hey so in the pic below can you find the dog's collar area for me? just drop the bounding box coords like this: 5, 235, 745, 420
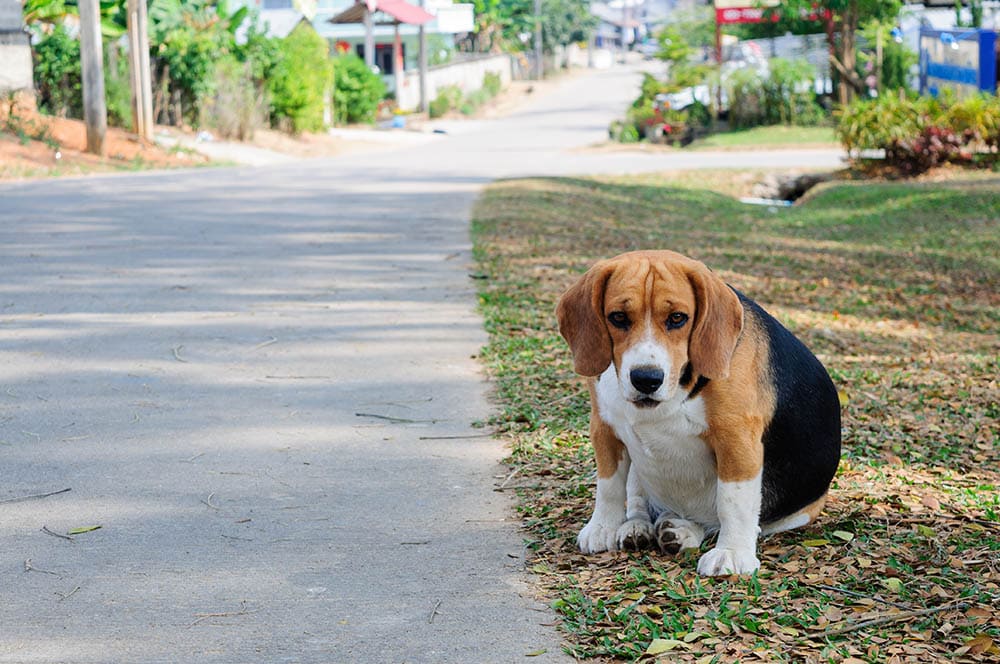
679, 363, 710, 401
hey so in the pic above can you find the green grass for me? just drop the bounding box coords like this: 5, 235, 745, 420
691, 125, 838, 149
471, 173, 1000, 661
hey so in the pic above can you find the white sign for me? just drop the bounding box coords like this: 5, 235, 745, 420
435, 4, 473, 33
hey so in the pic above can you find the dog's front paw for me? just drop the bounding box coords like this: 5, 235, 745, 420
654, 517, 705, 555
578, 519, 621, 554
697, 547, 760, 576
616, 519, 654, 551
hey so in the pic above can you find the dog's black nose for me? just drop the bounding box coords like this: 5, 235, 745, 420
630, 367, 664, 394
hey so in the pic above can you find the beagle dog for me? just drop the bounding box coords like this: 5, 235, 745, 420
557, 250, 841, 576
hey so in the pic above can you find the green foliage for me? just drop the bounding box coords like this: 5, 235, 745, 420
428, 93, 450, 119
104, 45, 133, 130
540, 0, 597, 52
148, 0, 248, 126
267, 23, 331, 133
331, 54, 385, 125
837, 93, 1000, 174
727, 67, 765, 129
857, 20, 917, 93
654, 6, 715, 55
465, 0, 594, 53
764, 57, 825, 125
427, 33, 453, 66
32, 24, 81, 118
482, 71, 503, 97
203, 56, 267, 139
728, 58, 826, 128
428, 85, 462, 118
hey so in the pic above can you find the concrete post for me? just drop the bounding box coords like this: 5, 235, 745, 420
78, 0, 107, 155
364, 7, 376, 70
0, 0, 33, 101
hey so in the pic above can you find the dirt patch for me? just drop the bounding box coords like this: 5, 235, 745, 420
0, 103, 210, 180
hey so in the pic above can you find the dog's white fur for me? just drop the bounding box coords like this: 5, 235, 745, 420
578, 361, 762, 575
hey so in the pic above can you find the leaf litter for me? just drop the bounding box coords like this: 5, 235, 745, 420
472, 173, 1000, 662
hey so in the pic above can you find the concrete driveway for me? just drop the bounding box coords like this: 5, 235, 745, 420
0, 67, 844, 663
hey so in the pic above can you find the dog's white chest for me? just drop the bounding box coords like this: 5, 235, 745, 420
596, 367, 719, 525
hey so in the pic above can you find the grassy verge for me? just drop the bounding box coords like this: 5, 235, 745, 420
471, 172, 1000, 661
690, 125, 838, 150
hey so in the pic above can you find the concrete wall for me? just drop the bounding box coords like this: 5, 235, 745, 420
0, 38, 33, 92
0, 0, 33, 94
396, 53, 512, 112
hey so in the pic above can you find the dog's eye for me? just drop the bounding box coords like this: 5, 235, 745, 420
666, 312, 689, 330
607, 312, 630, 330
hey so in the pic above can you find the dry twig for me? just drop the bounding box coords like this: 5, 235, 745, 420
0, 487, 71, 505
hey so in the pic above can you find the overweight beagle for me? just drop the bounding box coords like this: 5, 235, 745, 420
557, 250, 841, 576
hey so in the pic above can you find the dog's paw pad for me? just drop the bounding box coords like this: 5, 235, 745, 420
616, 519, 654, 551
654, 518, 705, 555
697, 547, 760, 576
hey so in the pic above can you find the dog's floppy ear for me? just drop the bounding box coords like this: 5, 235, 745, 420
557, 260, 616, 377
686, 264, 743, 380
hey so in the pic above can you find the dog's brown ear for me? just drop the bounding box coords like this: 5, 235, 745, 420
557, 260, 616, 377
687, 264, 743, 380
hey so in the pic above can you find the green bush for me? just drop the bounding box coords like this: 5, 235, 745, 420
727, 58, 825, 129
482, 71, 502, 97
763, 58, 825, 126
268, 23, 331, 132
727, 67, 765, 129
104, 46, 133, 131
428, 93, 450, 119
836, 93, 1000, 174
428, 85, 462, 118
331, 54, 385, 124
204, 56, 267, 139
32, 25, 82, 118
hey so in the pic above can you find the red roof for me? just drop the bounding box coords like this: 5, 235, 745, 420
377, 0, 434, 25
329, 0, 434, 26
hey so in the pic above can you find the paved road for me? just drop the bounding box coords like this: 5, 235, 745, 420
0, 67, 844, 663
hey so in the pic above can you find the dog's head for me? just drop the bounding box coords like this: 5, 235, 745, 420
557, 251, 743, 407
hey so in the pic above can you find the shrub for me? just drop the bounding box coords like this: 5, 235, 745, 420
836, 93, 1000, 175
104, 45, 133, 131
428, 85, 462, 118
483, 72, 501, 98
727, 67, 765, 129
428, 93, 450, 119
763, 58, 824, 126
203, 56, 267, 140
331, 54, 386, 124
32, 25, 82, 118
482, 71, 502, 97
727, 58, 825, 129
268, 23, 331, 132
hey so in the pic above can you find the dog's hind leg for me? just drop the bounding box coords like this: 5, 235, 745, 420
761, 492, 828, 537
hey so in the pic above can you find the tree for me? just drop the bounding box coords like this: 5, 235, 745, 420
777, 0, 901, 105
464, 0, 595, 54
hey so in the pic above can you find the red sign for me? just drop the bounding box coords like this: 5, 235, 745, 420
715, 5, 829, 25
715, 7, 779, 24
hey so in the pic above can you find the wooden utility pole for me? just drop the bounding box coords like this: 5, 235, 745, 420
78, 0, 106, 155
534, 0, 542, 79
127, 0, 154, 142
418, 0, 427, 112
